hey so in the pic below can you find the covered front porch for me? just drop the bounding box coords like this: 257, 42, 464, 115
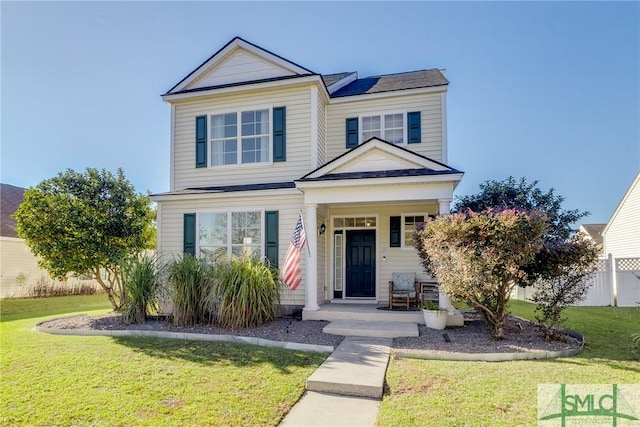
294, 138, 464, 315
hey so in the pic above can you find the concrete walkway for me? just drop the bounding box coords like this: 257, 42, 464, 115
279, 336, 393, 427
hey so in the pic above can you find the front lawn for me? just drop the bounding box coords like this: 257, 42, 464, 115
378, 301, 640, 426
0, 295, 327, 426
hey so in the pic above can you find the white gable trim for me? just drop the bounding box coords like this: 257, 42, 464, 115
169, 38, 313, 94
603, 171, 640, 236
304, 138, 450, 180
150, 187, 300, 202
326, 72, 358, 95
162, 75, 322, 102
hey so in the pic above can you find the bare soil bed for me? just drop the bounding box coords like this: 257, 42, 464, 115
38, 311, 582, 354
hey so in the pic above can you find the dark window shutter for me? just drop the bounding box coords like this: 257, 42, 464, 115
390, 216, 401, 247
195, 116, 207, 167
184, 213, 196, 255
345, 117, 359, 148
265, 211, 279, 267
273, 107, 286, 162
407, 111, 421, 144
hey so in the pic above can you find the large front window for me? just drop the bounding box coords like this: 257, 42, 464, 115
210, 109, 270, 166
199, 211, 262, 259
362, 113, 404, 144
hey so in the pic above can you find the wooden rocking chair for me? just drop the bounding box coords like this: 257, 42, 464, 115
388, 272, 419, 310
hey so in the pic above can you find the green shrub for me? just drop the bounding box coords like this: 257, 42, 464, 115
120, 254, 159, 324
209, 255, 281, 329
167, 253, 214, 326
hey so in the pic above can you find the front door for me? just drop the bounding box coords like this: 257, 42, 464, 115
345, 230, 376, 298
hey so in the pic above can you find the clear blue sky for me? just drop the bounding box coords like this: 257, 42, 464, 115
2, 1, 638, 225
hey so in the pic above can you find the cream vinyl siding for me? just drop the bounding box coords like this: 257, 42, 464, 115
604, 174, 640, 258
328, 202, 438, 303
316, 94, 327, 166
157, 193, 305, 306
325, 92, 444, 162
172, 84, 312, 190
186, 51, 294, 90
0, 238, 98, 298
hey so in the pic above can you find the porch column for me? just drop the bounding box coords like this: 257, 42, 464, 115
437, 198, 454, 312
304, 204, 320, 311
438, 198, 452, 215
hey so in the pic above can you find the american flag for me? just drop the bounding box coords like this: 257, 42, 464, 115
282, 213, 307, 291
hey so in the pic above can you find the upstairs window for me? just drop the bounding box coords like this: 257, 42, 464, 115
210, 109, 270, 166
362, 113, 405, 144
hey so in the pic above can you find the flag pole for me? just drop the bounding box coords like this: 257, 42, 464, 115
299, 210, 311, 256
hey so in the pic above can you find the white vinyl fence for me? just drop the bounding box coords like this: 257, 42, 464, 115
512, 255, 640, 307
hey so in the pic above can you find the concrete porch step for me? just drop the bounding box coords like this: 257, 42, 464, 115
323, 319, 419, 338
306, 337, 392, 399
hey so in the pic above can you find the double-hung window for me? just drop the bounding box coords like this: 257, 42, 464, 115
403, 214, 425, 248
198, 211, 262, 259
210, 109, 270, 166
362, 113, 405, 145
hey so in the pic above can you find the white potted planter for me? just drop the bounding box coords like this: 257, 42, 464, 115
421, 301, 448, 330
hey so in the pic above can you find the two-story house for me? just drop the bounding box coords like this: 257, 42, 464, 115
151, 37, 463, 317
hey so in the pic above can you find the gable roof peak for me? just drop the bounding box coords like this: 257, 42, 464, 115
165, 37, 316, 96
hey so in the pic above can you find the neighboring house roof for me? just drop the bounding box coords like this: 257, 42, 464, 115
579, 224, 605, 247
330, 69, 448, 98
0, 183, 25, 238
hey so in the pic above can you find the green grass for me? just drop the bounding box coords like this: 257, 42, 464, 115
0, 295, 327, 426
378, 301, 640, 426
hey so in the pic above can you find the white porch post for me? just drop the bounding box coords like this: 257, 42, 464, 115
438, 198, 451, 215
437, 198, 454, 312
304, 204, 320, 311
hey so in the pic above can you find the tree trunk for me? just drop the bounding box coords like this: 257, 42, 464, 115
93, 268, 120, 311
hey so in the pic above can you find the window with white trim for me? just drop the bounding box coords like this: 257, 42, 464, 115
198, 211, 262, 259
210, 109, 270, 166
361, 113, 405, 144
402, 214, 425, 248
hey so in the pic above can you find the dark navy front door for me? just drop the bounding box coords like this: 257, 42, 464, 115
345, 230, 376, 298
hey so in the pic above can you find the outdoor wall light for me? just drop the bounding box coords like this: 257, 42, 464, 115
318, 223, 326, 235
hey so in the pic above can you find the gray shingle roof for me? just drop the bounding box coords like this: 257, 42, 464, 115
581, 223, 606, 246
1, 184, 25, 238
321, 72, 354, 87
330, 69, 448, 98
297, 169, 461, 183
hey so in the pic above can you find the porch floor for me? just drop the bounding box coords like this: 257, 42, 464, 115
303, 302, 424, 324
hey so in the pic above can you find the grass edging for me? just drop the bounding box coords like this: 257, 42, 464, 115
34, 318, 334, 353
394, 328, 584, 362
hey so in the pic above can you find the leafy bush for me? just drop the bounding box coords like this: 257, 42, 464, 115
167, 254, 214, 326
120, 254, 159, 324
209, 255, 281, 329
530, 236, 599, 340
414, 208, 548, 339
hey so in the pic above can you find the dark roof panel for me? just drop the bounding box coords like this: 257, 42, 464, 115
1, 184, 25, 238
297, 169, 462, 183
331, 69, 448, 98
